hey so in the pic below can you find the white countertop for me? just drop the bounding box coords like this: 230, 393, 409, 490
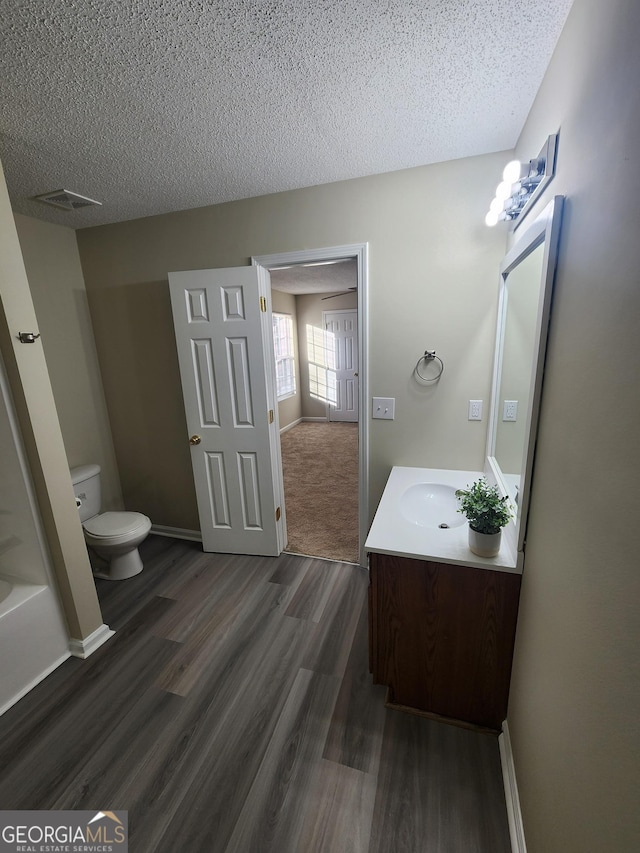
365, 466, 522, 574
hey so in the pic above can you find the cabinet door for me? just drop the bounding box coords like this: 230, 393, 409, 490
370, 554, 521, 730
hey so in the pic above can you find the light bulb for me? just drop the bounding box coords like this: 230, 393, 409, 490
502, 160, 523, 183
489, 197, 504, 215
485, 210, 499, 227
495, 180, 512, 201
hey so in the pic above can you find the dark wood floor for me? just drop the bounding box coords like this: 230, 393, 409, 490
0, 536, 511, 852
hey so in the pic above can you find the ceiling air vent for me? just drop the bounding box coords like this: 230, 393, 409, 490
34, 189, 102, 211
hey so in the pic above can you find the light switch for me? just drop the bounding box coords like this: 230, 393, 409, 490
372, 397, 395, 419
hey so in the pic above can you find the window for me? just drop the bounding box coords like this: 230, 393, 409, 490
272, 312, 296, 400
306, 323, 337, 406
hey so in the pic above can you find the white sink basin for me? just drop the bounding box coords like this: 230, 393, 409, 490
400, 483, 466, 529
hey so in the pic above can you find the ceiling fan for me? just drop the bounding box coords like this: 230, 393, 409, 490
321, 287, 357, 300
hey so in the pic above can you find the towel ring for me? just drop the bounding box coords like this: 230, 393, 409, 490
415, 350, 444, 382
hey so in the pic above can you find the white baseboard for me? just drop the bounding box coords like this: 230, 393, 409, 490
280, 418, 302, 434
280, 416, 328, 434
150, 525, 202, 542
68, 623, 115, 659
499, 720, 527, 853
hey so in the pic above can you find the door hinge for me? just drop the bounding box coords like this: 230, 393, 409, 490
18, 331, 41, 344
275, 506, 281, 521
268, 409, 274, 424
259, 296, 267, 312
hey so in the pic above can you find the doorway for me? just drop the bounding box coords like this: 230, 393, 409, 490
272, 275, 357, 562
252, 244, 368, 566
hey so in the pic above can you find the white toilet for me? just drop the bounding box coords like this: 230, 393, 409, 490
70, 464, 152, 580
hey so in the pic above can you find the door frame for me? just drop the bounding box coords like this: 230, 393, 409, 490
252, 243, 369, 567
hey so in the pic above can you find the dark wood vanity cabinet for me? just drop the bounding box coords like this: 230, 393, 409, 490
368, 553, 521, 731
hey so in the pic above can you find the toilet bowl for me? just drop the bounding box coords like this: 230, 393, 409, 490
83, 511, 152, 580
70, 464, 152, 581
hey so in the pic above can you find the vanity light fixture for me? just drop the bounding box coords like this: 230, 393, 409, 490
485, 133, 558, 228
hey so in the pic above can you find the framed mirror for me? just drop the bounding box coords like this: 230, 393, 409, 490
486, 196, 564, 561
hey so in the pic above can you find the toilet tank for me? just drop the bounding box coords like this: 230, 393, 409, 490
70, 464, 102, 522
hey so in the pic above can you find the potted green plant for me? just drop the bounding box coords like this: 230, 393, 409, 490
456, 478, 512, 557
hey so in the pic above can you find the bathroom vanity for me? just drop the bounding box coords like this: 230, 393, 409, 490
365, 467, 522, 732
365, 198, 564, 732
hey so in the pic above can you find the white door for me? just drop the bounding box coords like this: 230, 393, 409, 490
169, 267, 283, 556
324, 309, 359, 423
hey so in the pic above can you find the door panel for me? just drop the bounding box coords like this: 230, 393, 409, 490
324, 309, 359, 422
169, 267, 281, 555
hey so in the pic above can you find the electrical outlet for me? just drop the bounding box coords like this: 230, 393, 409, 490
372, 397, 395, 419
468, 400, 483, 421
503, 400, 518, 421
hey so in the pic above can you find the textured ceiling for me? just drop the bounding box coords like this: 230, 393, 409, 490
270, 259, 357, 295
0, 0, 574, 229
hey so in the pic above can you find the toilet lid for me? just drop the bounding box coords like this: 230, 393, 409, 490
83, 511, 149, 537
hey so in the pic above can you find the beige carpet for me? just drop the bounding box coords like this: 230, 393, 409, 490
280, 421, 359, 563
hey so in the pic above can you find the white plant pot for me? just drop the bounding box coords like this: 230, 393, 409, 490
468, 526, 502, 558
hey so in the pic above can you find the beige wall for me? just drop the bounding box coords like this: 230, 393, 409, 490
271, 288, 302, 429
295, 290, 358, 419
0, 161, 104, 641
505, 1, 640, 850
76, 152, 508, 528
14, 214, 123, 512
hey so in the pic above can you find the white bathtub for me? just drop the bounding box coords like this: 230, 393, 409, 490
0, 348, 74, 717
0, 576, 44, 614
0, 574, 71, 716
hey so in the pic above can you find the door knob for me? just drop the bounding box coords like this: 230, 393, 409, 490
354, 372, 359, 377
189, 435, 202, 445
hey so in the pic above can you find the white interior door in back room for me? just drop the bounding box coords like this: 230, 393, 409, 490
323, 309, 359, 423
168, 266, 285, 556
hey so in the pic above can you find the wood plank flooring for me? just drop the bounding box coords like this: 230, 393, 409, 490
0, 536, 512, 852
